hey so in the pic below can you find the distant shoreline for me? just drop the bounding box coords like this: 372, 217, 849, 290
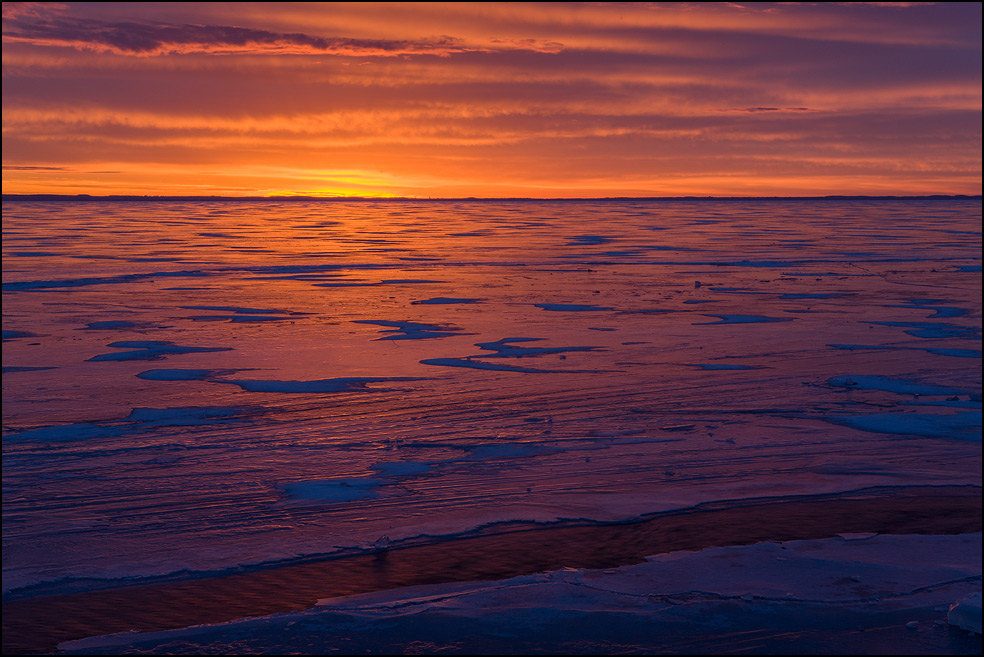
3, 194, 982, 203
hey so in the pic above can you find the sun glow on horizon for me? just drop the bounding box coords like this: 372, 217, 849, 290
2, 2, 980, 197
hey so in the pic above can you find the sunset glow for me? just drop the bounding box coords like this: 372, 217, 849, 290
2, 1, 980, 197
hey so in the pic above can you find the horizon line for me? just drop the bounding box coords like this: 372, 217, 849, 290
3, 193, 982, 202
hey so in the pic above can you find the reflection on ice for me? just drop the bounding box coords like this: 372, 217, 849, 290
2, 199, 980, 652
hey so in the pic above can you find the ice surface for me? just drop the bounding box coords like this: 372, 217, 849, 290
948, 592, 983, 634
55, 533, 983, 655
279, 478, 388, 502
2, 365, 57, 373
472, 337, 602, 358
3, 198, 980, 614
181, 305, 290, 314
136, 369, 219, 381
2, 329, 41, 340
217, 377, 426, 393
411, 297, 481, 304
353, 319, 473, 340
3, 407, 253, 442
80, 321, 140, 330
420, 358, 562, 373
186, 314, 292, 322
534, 303, 614, 311
826, 374, 967, 396
869, 321, 981, 339
87, 341, 233, 361
829, 344, 983, 358
826, 410, 981, 440
693, 314, 793, 324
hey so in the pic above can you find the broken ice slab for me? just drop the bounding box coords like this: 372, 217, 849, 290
948, 592, 982, 635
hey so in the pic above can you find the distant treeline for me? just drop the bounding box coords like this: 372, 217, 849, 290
3, 194, 981, 202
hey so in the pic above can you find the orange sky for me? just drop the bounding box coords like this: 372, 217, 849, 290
2, 2, 981, 197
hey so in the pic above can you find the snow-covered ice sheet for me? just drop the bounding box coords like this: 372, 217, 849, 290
56, 533, 983, 655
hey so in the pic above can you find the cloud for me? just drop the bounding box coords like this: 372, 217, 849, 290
1, 2, 68, 21
2, 164, 68, 170
722, 107, 816, 113
2, 2, 978, 197
2, 15, 489, 57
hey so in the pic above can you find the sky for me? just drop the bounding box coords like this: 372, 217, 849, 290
2, 1, 981, 198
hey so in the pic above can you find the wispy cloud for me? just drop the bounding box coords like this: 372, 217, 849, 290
2, 15, 486, 57
2, 164, 68, 170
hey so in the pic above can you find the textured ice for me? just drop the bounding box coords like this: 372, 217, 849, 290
3, 407, 252, 442
693, 314, 793, 324
181, 305, 290, 314
87, 341, 233, 361
420, 358, 562, 373
708, 286, 758, 294
3, 198, 980, 615
120, 406, 252, 427
3, 422, 124, 443
869, 321, 981, 339
411, 297, 481, 304
217, 377, 426, 393
55, 533, 983, 655
473, 337, 601, 358
534, 303, 614, 311
828, 344, 982, 358
888, 303, 968, 318
353, 319, 473, 340
279, 478, 387, 502
827, 410, 981, 440
688, 363, 759, 370
370, 461, 433, 476
923, 347, 982, 357
136, 369, 218, 381
2, 329, 41, 340
186, 314, 292, 322
312, 278, 442, 287
2, 365, 57, 373
948, 592, 983, 634
826, 375, 967, 396
79, 321, 140, 330
565, 235, 612, 245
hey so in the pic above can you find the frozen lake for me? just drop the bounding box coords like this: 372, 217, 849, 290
2, 198, 981, 651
